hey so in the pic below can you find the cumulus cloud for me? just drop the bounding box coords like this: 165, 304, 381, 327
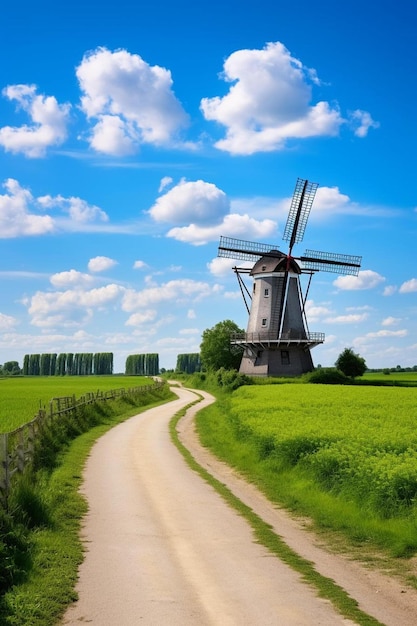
399, 278, 417, 293
0, 312, 18, 330
365, 329, 408, 338
149, 179, 230, 225
50, 270, 95, 288
38, 194, 109, 223
0, 84, 70, 157
200, 41, 345, 155
324, 313, 369, 324
133, 260, 148, 270
207, 257, 253, 277
27, 284, 124, 327
122, 279, 213, 311
88, 256, 117, 272
125, 310, 158, 326
304, 300, 333, 322
382, 316, 401, 326
168, 212, 276, 245
0, 178, 55, 237
383, 285, 397, 296
333, 270, 385, 290
349, 109, 380, 137
76, 47, 189, 155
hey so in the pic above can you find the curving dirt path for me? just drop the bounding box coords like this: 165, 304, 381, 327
62, 385, 417, 625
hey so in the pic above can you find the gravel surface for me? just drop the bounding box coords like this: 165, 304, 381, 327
61, 385, 417, 625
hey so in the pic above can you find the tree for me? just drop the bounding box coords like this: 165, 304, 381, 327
200, 320, 244, 371
335, 348, 367, 379
1, 361, 21, 375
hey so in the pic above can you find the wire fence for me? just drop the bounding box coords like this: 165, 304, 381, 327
0, 381, 164, 509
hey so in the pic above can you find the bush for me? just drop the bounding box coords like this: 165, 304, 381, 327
304, 368, 350, 385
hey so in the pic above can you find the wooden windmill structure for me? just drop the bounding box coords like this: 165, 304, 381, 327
218, 178, 362, 377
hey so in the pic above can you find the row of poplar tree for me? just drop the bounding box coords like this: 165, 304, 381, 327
175, 353, 201, 374
21, 351, 202, 377
23, 353, 114, 376
125, 353, 159, 376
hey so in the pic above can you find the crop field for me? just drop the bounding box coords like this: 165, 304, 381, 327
230, 384, 417, 519
0, 375, 154, 432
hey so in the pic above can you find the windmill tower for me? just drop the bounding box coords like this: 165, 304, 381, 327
218, 178, 362, 377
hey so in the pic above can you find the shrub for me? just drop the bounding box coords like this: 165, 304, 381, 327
304, 368, 350, 385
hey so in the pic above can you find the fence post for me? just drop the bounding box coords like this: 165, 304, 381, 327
0, 433, 10, 510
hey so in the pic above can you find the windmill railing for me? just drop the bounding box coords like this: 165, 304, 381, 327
230, 331, 325, 347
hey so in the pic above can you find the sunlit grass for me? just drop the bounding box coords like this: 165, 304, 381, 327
0, 376, 153, 432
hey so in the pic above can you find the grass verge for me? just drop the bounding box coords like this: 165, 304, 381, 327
169, 390, 383, 626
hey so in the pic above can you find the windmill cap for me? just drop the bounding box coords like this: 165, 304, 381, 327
250, 252, 301, 275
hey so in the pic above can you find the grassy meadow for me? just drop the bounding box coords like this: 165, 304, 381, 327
196, 378, 417, 559
0, 375, 154, 432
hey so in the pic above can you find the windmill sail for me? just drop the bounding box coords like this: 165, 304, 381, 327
218, 236, 279, 262
301, 250, 362, 276
283, 178, 319, 252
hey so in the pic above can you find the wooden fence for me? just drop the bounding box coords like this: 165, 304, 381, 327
0, 381, 164, 509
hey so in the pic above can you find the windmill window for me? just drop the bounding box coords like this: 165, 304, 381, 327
262, 265, 266, 271
261, 318, 267, 327
281, 350, 290, 365
264, 288, 269, 297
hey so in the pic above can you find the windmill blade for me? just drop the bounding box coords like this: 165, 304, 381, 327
283, 178, 319, 251
218, 236, 280, 262
300, 249, 362, 276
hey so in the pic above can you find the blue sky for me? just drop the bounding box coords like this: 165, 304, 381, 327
0, 0, 416, 372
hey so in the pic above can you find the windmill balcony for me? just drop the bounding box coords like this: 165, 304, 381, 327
230, 331, 325, 349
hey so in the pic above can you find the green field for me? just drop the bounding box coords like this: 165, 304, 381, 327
0, 376, 154, 432
197, 380, 417, 557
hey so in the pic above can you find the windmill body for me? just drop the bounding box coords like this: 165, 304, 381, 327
218, 178, 362, 377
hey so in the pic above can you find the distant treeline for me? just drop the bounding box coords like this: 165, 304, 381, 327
125, 353, 159, 376
23, 353, 114, 376
175, 353, 201, 374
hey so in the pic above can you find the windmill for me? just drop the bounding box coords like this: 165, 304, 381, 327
217, 178, 362, 377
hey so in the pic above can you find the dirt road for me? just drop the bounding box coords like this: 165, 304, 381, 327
62, 386, 417, 625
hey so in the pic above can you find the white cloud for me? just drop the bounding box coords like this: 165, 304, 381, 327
159, 176, 173, 192
365, 329, 408, 339
122, 279, 213, 311
324, 313, 369, 324
207, 256, 254, 277
0, 84, 70, 157
133, 260, 148, 270
399, 278, 417, 293
383, 285, 397, 296
349, 109, 380, 137
0, 312, 18, 330
88, 256, 117, 272
168, 212, 276, 245
50, 270, 95, 288
125, 310, 158, 326
0, 178, 55, 237
38, 194, 109, 223
304, 300, 333, 322
187, 309, 196, 319
200, 41, 344, 155
27, 284, 124, 327
76, 47, 189, 155
382, 316, 401, 327
149, 179, 230, 225
333, 270, 385, 290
